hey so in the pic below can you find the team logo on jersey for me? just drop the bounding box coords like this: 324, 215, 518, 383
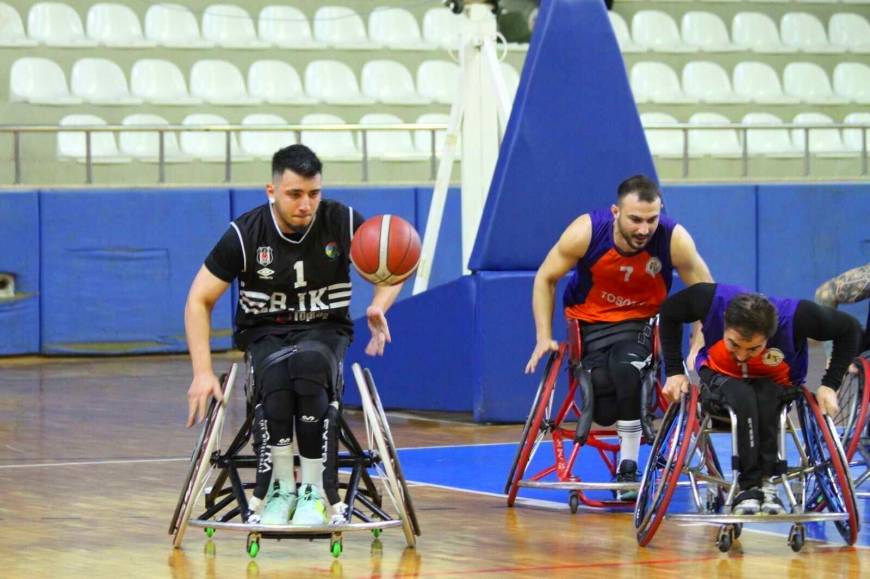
645, 257, 662, 277
762, 348, 785, 366
257, 267, 275, 280
324, 241, 339, 260
256, 246, 273, 267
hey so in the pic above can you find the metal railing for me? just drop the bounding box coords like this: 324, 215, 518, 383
1, 121, 868, 185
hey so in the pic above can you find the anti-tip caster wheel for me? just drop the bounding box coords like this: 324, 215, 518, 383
788, 524, 805, 553
716, 525, 734, 553
569, 492, 579, 514
246, 532, 261, 558
330, 537, 343, 558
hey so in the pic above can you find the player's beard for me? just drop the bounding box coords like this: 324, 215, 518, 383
615, 219, 650, 251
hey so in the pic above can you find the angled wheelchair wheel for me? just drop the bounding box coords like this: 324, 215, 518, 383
800, 387, 859, 546
352, 363, 418, 547
634, 386, 699, 547
505, 345, 566, 507
169, 364, 238, 548
835, 358, 870, 461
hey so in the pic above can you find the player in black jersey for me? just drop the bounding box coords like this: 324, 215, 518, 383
184, 145, 403, 526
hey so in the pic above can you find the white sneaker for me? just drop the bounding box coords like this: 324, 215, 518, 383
732, 488, 762, 515
761, 481, 785, 515
260, 486, 297, 525
291, 485, 328, 526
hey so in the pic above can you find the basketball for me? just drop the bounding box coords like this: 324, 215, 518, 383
350, 215, 422, 285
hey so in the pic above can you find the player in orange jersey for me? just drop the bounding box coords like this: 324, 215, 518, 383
525, 175, 712, 498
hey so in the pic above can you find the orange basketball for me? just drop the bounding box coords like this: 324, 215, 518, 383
350, 215, 422, 285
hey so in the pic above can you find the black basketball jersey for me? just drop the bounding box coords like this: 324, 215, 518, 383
205, 199, 364, 348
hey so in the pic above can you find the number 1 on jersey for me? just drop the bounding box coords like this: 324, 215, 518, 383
293, 260, 307, 289
620, 265, 634, 282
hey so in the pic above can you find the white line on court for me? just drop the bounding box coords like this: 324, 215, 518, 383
0, 457, 188, 469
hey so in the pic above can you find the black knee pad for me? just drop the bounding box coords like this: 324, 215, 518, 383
591, 367, 616, 397
262, 389, 293, 444
288, 341, 339, 393
593, 395, 618, 426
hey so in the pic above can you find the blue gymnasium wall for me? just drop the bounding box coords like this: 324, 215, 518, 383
0, 191, 39, 355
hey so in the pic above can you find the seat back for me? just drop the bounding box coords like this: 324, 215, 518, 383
417, 60, 460, 103
829, 13, 870, 49
783, 62, 835, 100
641, 112, 684, 157
607, 12, 634, 50
422, 7, 462, 49
843, 112, 870, 152
361, 60, 416, 101
791, 112, 845, 153
632, 10, 682, 49
313, 6, 369, 45
631, 62, 682, 100
144, 3, 204, 45
742, 112, 795, 154
240, 113, 295, 158
120, 113, 183, 157
258, 5, 314, 43
681, 11, 730, 49
368, 7, 423, 46
86, 3, 145, 44
781, 12, 829, 50
305, 60, 363, 102
70, 57, 132, 100
300, 113, 359, 158
358, 113, 415, 156
180, 113, 240, 159
131, 59, 190, 101
833, 62, 870, 101
57, 113, 119, 158
414, 113, 451, 154
682, 61, 733, 100
0, 3, 28, 39
28, 2, 89, 44
202, 4, 258, 44
10, 57, 71, 101
732, 12, 782, 51
688, 112, 741, 156
733, 61, 785, 100
190, 59, 249, 101
248, 60, 305, 101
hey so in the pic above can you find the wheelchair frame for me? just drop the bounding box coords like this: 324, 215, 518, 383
634, 384, 859, 552
505, 318, 667, 512
834, 357, 870, 500
168, 362, 420, 558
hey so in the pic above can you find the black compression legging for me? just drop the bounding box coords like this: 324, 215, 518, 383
590, 339, 651, 426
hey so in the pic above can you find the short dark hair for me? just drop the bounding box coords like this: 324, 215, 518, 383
617, 175, 661, 204
272, 144, 322, 179
724, 293, 778, 339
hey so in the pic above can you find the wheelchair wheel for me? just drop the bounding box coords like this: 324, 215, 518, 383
352, 363, 418, 547
505, 345, 566, 507
800, 387, 859, 546
634, 386, 699, 547
169, 364, 238, 548
835, 358, 870, 461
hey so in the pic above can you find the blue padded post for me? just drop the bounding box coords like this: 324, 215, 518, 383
0, 190, 40, 354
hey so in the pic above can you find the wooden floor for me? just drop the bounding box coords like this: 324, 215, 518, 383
0, 353, 867, 578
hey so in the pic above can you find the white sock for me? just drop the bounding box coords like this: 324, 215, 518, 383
300, 456, 324, 491
270, 444, 296, 494
617, 419, 642, 465
248, 496, 263, 514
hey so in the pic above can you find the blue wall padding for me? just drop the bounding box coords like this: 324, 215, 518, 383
0, 190, 40, 355
415, 186, 463, 290
664, 184, 758, 290
344, 276, 476, 411
469, 0, 657, 271
757, 183, 870, 321
40, 188, 232, 354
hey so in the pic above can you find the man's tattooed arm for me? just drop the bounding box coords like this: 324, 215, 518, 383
815, 263, 870, 308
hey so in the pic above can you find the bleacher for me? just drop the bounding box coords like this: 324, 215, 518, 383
0, 0, 868, 184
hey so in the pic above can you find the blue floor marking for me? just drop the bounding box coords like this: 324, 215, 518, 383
395, 434, 870, 547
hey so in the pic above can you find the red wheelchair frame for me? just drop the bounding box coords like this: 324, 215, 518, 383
505, 318, 667, 512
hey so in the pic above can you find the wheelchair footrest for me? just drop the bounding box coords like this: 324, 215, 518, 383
188, 518, 402, 535
667, 512, 849, 525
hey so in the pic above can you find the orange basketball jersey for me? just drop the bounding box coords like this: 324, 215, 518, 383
563, 208, 676, 323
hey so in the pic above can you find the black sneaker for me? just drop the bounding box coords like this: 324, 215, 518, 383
615, 460, 639, 501
732, 488, 763, 515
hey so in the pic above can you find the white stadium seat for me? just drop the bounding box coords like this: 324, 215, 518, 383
0, 3, 37, 46
358, 113, 428, 160
422, 7, 462, 50
305, 60, 375, 105
630, 62, 697, 104
57, 114, 129, 163
732, 12, 796, 53
843, 112, 870, 153
361, 60, 431, 105
783, 62, 850, 104
202, 4, 269, 49
681, 12, 739, 52
780, 12, 841, 53
832, 62, 870, 104
190, 60, 263, 105
248, 60, 317, 105
369, 7, 434, 50
300, 113, 362, 161
9, 57, 81, 104
829, 13, 870, 53
119, 113, 192, 162
180, 113, 252, 162
258, 5, 324, 49
791, 112, 851, 155
86, 3, 155, 47
28, 2, 98, 46
682, 61, 748, 103
417, 60, 460, 105
414, 113, 452, 156
144, 3, 213, 48
70, 58, 143, 105
732, 61, 800, 104
741, 112, 802, 157
608, 12, 644, 53
240, 113, 297, 160
640, 112, 685, 158
131, 59, 202, 105
313, 6, 380, 49
632, 11, 693, 52
688, 112, 742, 157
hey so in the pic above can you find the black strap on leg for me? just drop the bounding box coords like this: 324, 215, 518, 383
574, 367, 594, 444
322, 402, 341, 506
640, 372, 657, 443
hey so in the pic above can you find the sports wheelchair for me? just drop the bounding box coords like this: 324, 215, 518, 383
505, 318, 667, 512
832, 356, 870, 500
169, 361, 420, 558
634, 383, 859, 552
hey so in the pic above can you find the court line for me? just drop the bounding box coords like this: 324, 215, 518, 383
0, 457, 188, 469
